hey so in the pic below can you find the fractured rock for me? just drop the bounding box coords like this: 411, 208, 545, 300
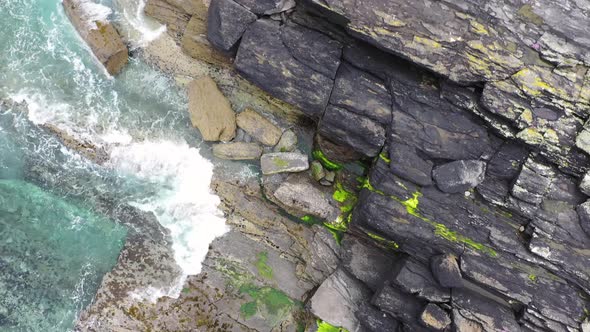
310, 268, 371, 332
187, 76, 236, 141
212, 142, 262, 160
392, 258, 450, 303
341, 236, 395, 291
430, 254, 463, 288
372, 283, 424, 324
355, 305, 400, 332
62, 0, 128, 75
452, 288, 520, 332
273, 129, 297, 152
180, 6, 230, 66
207, 0, 257, 52
432, 160, 486, 194
419, 303, 451, 331
389, 143, 433, 186
580, 172, 590, 196
236, 108, 282, 146
576, 200, 590, 237
260, 152, 309, 175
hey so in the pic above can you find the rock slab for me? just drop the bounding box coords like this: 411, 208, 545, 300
236, 108, 282, 146
187, 76, 236, 141
260, 152, 309, 175
212, 142, 262, 160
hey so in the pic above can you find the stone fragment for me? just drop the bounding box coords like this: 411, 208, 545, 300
432, 160, 486, 194
419, 303, 451, 331
62, 0, 128, 75
318, 105, 386, 158
324, 171, 336, 183
235, 19, 338, 117
212, 142, 262, 160
389, 143, 433, 186
310, 268, 371, 332
273, 129, 297, 152
372, 284, 424, 323
580, 172, 590, 196
311, 161, 325, 181
187, 76, 236, 141
355, 305, 400, 332
576, 200, 590, 237
269, 173, 339, 220
430, 254, 463, 288
260, 152, 309, 175
341, 236, 394, 291
392, 258, 450, 303
236, 108, 282, 146
207, 0, 256, 52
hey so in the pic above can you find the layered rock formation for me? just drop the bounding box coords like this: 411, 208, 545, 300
194, 0, 590, 330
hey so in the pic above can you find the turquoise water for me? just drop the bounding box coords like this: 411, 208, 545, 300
0, 0, 228, 330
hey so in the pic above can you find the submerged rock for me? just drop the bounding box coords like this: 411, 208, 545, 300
236, 108, 282, 146
62, 0, 128, 75
260, 152, 308, 175
212, 142, 263, 160
432, 160, 486, 194
187, 76, 236, 141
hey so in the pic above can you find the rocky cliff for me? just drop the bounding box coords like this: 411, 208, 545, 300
140, 0, 590, 331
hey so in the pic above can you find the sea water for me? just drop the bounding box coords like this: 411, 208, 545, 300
0, 0, 228, 330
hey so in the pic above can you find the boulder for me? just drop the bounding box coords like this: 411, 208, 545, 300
260, 152, 308, 175
187, 76, 236, 141
311, 161, 325, 181
419, 304, 451, 331
62, 0, 128, 75
273, 129, 298, 152
432, 160, 486, 194
236, 108, 282, 146
341, 236, 395, 291
318, 105, 386, 158
392, 258, 450, 303
235, 19, 338, 118
310, 268, 371, 332
372, 284, 424, 324
207, 0, 257, 52
212, 142, 262, 160
355, 305, 400, 332
388, 143, 433, 186
487, 142, 529, 181
430, 254, 463, 288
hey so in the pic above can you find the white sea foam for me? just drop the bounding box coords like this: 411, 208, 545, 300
76, 0, 112, 29
108, 140, 228, 278
113, 0, 166, 49
9, 91, 72, 125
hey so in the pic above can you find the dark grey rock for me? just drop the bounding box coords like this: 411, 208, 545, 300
372, 283, 425, 324
432, 160, 486, 194
419, 304, 450, 331
430, 254, 463, 288
232, 0, 283, 14
509, 157, 556, 217
580, 172, 590, 196
487, 142, 529, 180
476, 176, 510, 207
310, 268, 371, 332
576, 200, 590, 237
355, 305, 400, 332
330, 63, 392, 124
280, 21, 342, 79
392, 258, 450, 303
318, 105, 386, 158
235, 19, 336, 118
341, 236, 395, 291
260, 152, 309, 175
452, 288, 521, 332
388, 143, 433, 187
207, 0, 257, 52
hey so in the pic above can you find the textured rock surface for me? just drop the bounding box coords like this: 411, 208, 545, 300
206, 0, 256, 52
420, 303, 451, 331
62, 0, 128, 75
187, 76, 236, 141
260, 152, 309, 174
236, 108, 282, 146
212, 142, 263, 160
430, 254, 463, 288
432, 160, 486, 194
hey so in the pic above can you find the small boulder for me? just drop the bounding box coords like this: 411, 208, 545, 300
310, 268, 371, 332
236, 108, 282, 146
273, 129, 298, 152
430, 254, 463, 288
580, 172, 590, 196
187, 76, 236, 141
311, 161, 326, 181
207, 0, 257, 52
432, 160, 486, 194
419, 304, 451, 331
260, 152, 308, 175
212, 142, 262, 160
62, 0, 128, 75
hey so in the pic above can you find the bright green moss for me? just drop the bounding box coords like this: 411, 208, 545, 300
528, 274, 537, 283
312, 149, 343, 171
317, 319, 349, 332
239, 284, 297, 321
379, 152, 391, 164
240, 301, 257, 318
366, 231, 400, 250
255, 251, 273, 279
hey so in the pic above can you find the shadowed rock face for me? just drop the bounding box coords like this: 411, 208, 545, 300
141, 0, 590, 330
